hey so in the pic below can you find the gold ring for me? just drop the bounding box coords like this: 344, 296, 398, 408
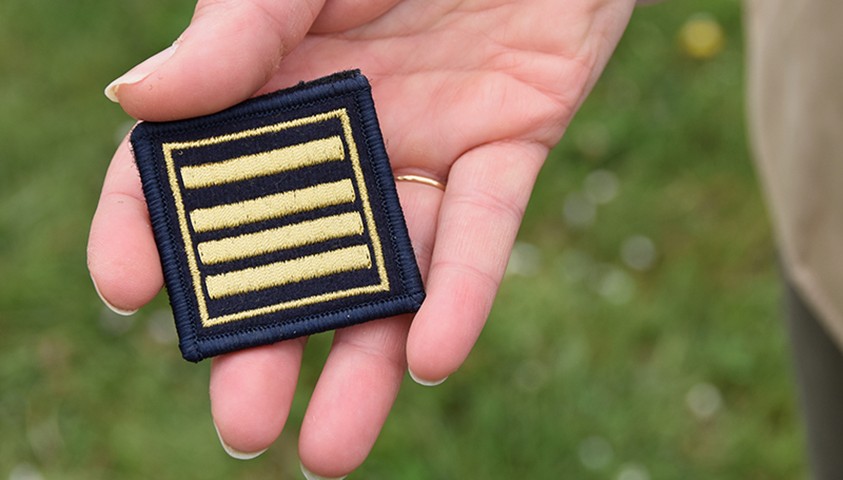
394, 174, 446, 191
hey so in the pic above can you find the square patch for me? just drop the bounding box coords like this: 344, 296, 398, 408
130, 71, 425, 362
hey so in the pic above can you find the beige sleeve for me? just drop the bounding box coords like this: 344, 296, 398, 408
746, 0, 843, 347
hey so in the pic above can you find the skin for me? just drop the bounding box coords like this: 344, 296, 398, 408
87, 0, 635, 477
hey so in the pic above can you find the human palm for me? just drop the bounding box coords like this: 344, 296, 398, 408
89, 0, 634, 477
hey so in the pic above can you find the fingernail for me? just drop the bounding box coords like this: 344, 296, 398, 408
213, 421, 268, 460
408, 368, 448, 387
300, 463, 346, 480
104, 43, 178, 103
91, 275, 137, 316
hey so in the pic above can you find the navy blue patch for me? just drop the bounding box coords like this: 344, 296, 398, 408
130, 71, 425, 362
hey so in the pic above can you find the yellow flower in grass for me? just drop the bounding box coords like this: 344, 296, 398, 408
678, 13, 725, 60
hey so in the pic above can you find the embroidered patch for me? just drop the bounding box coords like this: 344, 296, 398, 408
130, 70, 425, 362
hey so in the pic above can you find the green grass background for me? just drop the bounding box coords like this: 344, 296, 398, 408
0, 0, 806, 478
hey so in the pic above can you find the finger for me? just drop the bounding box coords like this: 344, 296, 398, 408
406, 141, 548, 383
209, 339, 306, 457
106, 0, 327, 121
310, 0, 401, 33
297, 180, 439, 476
392, 174, 444, 281
299, 316, 410, 477
87, 138, 163, 313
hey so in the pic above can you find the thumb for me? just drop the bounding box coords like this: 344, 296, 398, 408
105, 0, 325, 121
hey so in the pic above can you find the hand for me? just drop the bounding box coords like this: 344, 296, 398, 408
88, 0, 634, 476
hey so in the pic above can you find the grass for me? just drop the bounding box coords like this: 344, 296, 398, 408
0, 0, 806, 478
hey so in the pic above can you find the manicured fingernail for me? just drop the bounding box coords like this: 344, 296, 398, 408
213, 421, 267, 460
409, 368, 448, 387
91, 275, 137, 316
104, 43, 178, 103
300, 463, 346, 480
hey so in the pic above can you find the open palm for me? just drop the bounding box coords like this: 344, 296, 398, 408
88, 0, 634, 477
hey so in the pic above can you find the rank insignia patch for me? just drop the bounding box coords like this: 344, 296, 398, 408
130, 71, 425, 362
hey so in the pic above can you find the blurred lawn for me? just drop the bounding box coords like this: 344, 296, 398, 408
0, 1, 806, 479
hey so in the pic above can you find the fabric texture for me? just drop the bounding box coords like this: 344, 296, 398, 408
745, 0, 843, 349
130, 71, 425, 362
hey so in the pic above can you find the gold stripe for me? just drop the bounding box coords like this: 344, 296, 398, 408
197, 212, 365, 265
189, 179, 356, 233
205, 245, 372, 299
338, 112, 391, 293
180, 136, 345, 189
163, 147, 211, 321
165, 111, 345, 150
203, 282, 390, 326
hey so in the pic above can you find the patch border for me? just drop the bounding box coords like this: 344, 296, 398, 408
130, 71, 425, 362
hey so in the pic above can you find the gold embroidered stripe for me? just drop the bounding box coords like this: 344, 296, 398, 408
180, 136, 345, 189
205, 244, 373, 299
189, 179, 356, 233
197, 212, 365, 265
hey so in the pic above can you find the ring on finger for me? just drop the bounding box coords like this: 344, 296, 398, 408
394, 174, 446, 191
